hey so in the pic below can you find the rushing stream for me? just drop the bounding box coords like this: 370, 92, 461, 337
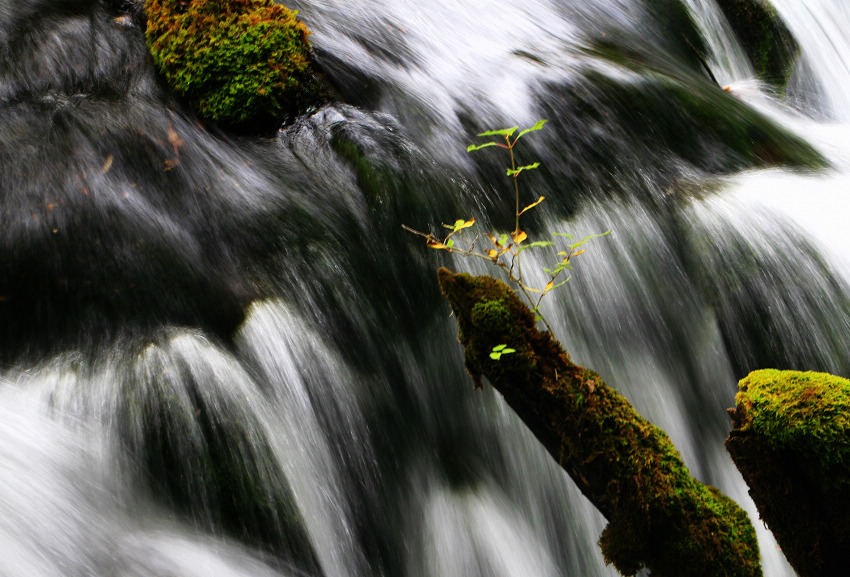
1, 0, 849, 575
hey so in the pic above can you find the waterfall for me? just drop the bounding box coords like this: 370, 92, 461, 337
1, 0, 848, 576
680, 0, 755, 85
771, 0, 850, 122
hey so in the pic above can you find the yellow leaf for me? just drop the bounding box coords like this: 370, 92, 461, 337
487, 249, 498, 258
573, 249, 586, 257
427, 238, 450, 250
444, 218, 475, 231
101, 154, 113, 174
518, 196, 545, 216
511, 230, 527, 243
544, 280, 554, 293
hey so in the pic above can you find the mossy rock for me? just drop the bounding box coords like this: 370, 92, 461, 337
727, 369, 850, 576
715, 0, 799, 91
437, 268, 761, 577
145, 0, 317, 132
736, 370, 850, 473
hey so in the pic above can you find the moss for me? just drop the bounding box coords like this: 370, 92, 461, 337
727, 369, 850, 576
144, 0, 316, 132
737, 370, 850, 473
470, 299, 512, 334
437, 268, 761, 577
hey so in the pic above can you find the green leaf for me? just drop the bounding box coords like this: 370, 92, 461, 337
490, 344, 516, 360
446, 238, 455, 248
517, 240, 554, 253
478, 126, 518, 137
467, 142, 503, 152
552, 232, 574, 238
569, 230, 612, 249
515, 120, 548, 141
506, 162, 540, 177
551, 278, 571, 290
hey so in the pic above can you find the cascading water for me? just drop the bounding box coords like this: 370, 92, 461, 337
680, 0, 754, 86
1, 0, 848, 576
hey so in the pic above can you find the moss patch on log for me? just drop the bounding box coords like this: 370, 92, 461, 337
145, 0, 317, 132
727, 370, 850, 576
437, 268, 761, 577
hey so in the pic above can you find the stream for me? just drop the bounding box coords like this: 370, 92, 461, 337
1, 0, 848, 575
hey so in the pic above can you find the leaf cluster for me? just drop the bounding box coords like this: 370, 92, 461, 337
489, 344, 516, 360
404, 120, 610, 334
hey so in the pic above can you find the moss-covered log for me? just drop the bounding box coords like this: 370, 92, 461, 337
726, 370, 850, 576
715, 0, 798, 91
437, 267, 761, 577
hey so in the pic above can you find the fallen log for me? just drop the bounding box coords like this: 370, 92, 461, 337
437, 267, 761, 577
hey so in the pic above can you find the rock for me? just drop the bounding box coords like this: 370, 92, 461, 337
144, 0, 320, 133
726, 369, 850, 576
715, 0, 799, 91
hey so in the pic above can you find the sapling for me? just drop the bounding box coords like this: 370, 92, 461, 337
404, 120, 609, 336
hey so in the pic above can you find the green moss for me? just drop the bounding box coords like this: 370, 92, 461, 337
470, 299, 511, 333
437, 268, 761, 577
737, 369, 850, 475
145, 0, 315, 131
728, 369, 850, 575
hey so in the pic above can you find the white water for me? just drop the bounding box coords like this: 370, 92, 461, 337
716, 0, 850, 275
771, 0, 850, 122
2, 0, 850, 576
681, 0, 755, 85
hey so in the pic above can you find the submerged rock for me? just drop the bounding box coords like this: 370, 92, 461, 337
437, 268, 761, 577
715, 0, 799, 92
727, 369, 850, 576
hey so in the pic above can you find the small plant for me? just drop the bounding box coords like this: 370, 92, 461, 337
404, 120, 609, 335
489, 344, 516, 360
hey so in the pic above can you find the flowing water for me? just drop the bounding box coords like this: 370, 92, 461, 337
1, 0, 848, 575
